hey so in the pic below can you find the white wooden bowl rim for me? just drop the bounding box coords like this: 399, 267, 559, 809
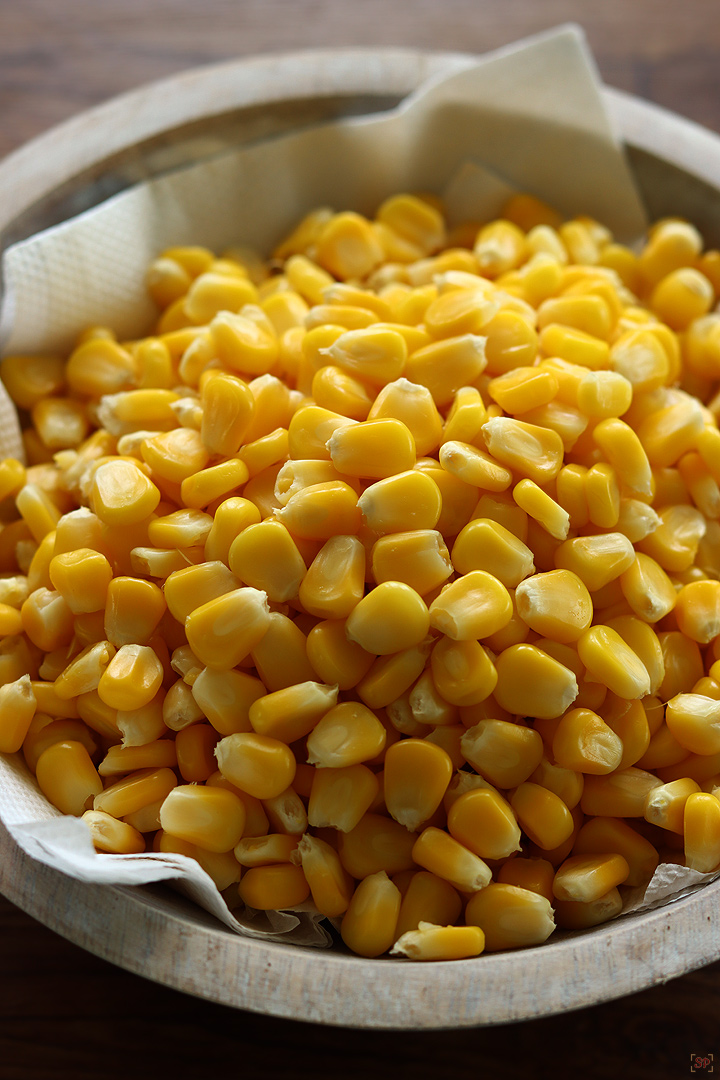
1, 49, 719, 1029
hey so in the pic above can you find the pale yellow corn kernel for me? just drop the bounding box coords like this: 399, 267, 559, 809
447, 787, 521, 860
674, 580, 720, 644
215, 731, 296, 800
391, 922, 485, 961
375, 193, 446, 254
460, 718, 544, 789
538, 323, 610, 370
198, 372, 254, 458
472, 219, 526, 277
559, 219, 601, 264
261, 289, 309, 334
451, 519, 534, 589
274, 481, 360, 539
225, 520, 304, 604
612, 499, 659, 545
513, 252, 565, 306
407, 670, 457, 728
404, 334, 487, 407
358, 470, 442, 535
609, 328, 671, 393
428, 637, 496, 709
0, 675, 37, 754
678, 451, 720, 519
335, 813, 415, 880
604, 616, 663, 697
185, 587, 269, 670
15, 484, 61, 544
87, 460, 160, 527
481, 311, 538, 378
488, 367, 558, 415
1, 354, 65, 410
284, 254, 335, 304
35, 740, 103, 816
116, 691, 168, 747
644, 777, 701, 834
98, 738, 177, 777
618, 552, 676, 624
141, 429, 209, 485
371, 530, 452, 596
665, 694, 720, 755
513, 480, 570, 541
190, 668, 263, 736
411, 826, 491, 892
493, 643, 579, 719
21, 588, 74, 653
514, 569, 593, 645
146, 509, 214, 552
311, 365, 373, 420
0, 575, 30, 610
235, 833, 298, 867
438, 440, 513, 491
162, 678, 205, 732
30, 398, 89, 450
306, 618, 374, 691
159, 784, 246, 853
552, 853, 630, 903
497, 857, 556, 902
53, 640, 116, 700
321, 283, 393, 320
383, 738, 453, 831
103, 576, 166, 648
482, 417, 564, 486
340, 871, 401, 959
510, 782, 575, 850
74, 688, 119, 740
306, 700, 386, 767
573, 816, 658, 886
581, 766, 662, 817
429, 570, 512, 641
307, 763, 379, 833
315, 211, 384, 280
81, 810, 145, 855
96, 644, 164, 712
423, 286, 498, 342
465, 883, 555, 951
637, 504, 706, 572
684, 314, 720, 379
345, 581, 429, 655
554, 532, 636, 592
684, 791, 720, 872
320, 327, 407, 386
95, 389, 180, 437
650, 267, 713, 330
577, 370, 633, 420
274, 460, 348, 506
24, 531, 53, 592
366, 379, 442, 457
297, 535, 364, 619
552, 707, 624, 775
203, 497, 261, 565
530, 756, 584, 810
292, 834, 354, 918
238, 863, 310, 911
473, 490, 529, 541
65, 337, 135, 398
577, 625, 651, 700
306, 301, 378, 331
537, 294, 612, 339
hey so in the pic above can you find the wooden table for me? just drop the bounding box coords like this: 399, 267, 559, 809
2, 2, 720, 1076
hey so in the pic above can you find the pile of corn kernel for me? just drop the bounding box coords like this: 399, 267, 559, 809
1, 190, 720, 962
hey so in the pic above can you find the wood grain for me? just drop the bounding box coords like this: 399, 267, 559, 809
2, 2, 720, 1074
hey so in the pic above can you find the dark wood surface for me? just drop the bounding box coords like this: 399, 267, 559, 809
2, 2, 720, 1076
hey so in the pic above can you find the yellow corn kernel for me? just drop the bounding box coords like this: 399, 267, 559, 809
529, 754, 583, 810
512, 480, 570, 541
473, 219, 526, 277
576, 372, 633, 423
274, 481, 360, 539
423, 285, 498, 341
427, 644, 490, 713
307, 763, 378, 833
609, 328, 671, 393
483, 417, 564, 486
234, 833, 297, 867
46, 548, 113, 615
644, 777, 701, 834
185, 587, 269, 670
411, 826, 491, 892
438, 440, 513, 491
102, 576, 165, 648
537, 294, 612, 339
383, 739, 453, 831
182, 270, 256, 324
65, 337, 135, 397
677, 451, 720, 519
576, 625, 651, 700
404, 334, 487, 407
141, 428, 209, 484
604, 616, 663, 697
650, 267, 713, 330
674, 580, 720, 644
514, 569, 592, 645
306, 302, 378, 332
21, 588, 74, 652
450, 519, 532, 589
53, 640, 116, 700
684, 791, 720, 872
552, 708, 624, 775
96, 644, 164, 712
215, 731, 296, 800
393, 872, 462, 938
665, 694, 720, 755
190, 668, 262, 736
359, 471, 442, 536
617, 552, 676, 624
465, 883, 555, 951
238, 863, 310, 911
345, 581, 429, 655
297, 535, 364, 619
637, 504, 706, 572
460, 717, 543, 788
320, 326, 406, 387
355, 639, 430, 711
553, 853, 630, 903
1, 353, 65, 410
391, 922, 485, 961
248, 680, 336, 744
581, 766, 662, 817
98, 739, 177, 777
0, 603, 23, 636
340, 871, 401, 958
488, 366, 558, 415
224, 520, 304, 604
159, 784, 245, 853
81, 810, 145, 854
292, 834, 354, 918
375, 193, 446, 255
306, 701, 386, 767
305, 618, 372, 690
370, 530, 452, 597
483, 310, 538, 375
496, 857, 555, 902
503, 194, 562, 232
638, 722, 691, 771
324, 419, 415, 481
0, 675, 37, 754
446, 787, 521, 860
311, 365, 372, 420
202, 497, 260, 565
36, 740, 103, 815
538, 323, 610, 370
428, 571, 511, 641
554, 886, 624, 929
367, 379, 442, 457
554, 532, 636, 592
15, 484, 61, 544
89, 459, 161, 527
197, 372, 254, 457
493, 643, 578, 719
283, 255, 334, 305
510, 782, 575, 851
441, 386, 487, 447
315, 211, 384, 280
573, 816, 659, 886
639, 220, 702, 287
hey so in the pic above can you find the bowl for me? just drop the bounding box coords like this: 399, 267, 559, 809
1, 48, 720, 1028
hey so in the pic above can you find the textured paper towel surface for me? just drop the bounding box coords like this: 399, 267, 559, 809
1, 25, 711, 946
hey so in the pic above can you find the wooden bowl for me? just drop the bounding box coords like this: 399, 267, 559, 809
1, 49, 720, 1028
